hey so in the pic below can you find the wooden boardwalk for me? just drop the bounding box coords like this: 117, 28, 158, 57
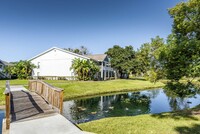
10, 89, 56, 122
3, 81, 93, 134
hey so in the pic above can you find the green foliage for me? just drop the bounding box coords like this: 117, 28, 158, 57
64, 45, 90, 55
135, 43, 151, 76
4, 60, 36, 79
0, 87, 5, 105
70, 58, 99, 81
136, 36, 165, 83
169, 0, 200, 40
161, 35, 200, 81
146, 69, 158, 84
105, 45, 136, 78
161, 0, 200, 82
105, 37, 165, 82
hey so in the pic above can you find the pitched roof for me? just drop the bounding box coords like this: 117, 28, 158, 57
85, 54, 107, 61
0, 60, 12, 66
29, 47, 90, 61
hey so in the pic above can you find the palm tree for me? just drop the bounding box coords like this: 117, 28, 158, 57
4, 60, 36, 79
71, 58, 99, 80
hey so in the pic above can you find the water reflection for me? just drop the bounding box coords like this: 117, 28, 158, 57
164, 82, 198, 98
63, 91, 152, 123
63, 86, 200, 124
164, 82, 199, 111
0, 110, 5, 134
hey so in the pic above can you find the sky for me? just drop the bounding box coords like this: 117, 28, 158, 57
0, 0, 185, 62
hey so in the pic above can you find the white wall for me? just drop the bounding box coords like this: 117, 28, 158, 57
31, 48, 87, 77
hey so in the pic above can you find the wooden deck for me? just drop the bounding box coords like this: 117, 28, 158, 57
2, 81, 93, 134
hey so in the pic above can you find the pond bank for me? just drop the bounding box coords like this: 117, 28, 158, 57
78, 105, 200, 134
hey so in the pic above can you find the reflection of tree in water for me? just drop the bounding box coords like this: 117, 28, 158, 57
69, 92, 151, 123
164, 82, 199, 111
70, 97, 100, 122
108, 92, 151, 116
168, 97, 189, 111
146, 89, 160, 99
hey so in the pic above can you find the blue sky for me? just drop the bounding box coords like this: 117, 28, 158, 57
0, 0, 184, 62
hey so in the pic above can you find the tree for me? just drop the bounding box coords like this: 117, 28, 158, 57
161, 0, 200, 81
70, 58, 99, 81
64, 45, 90, 55
148, 36, 166, 82
169, 0, 200, 41
135, 36, 165, 82
105, 45, 136, 78
4, 60, 36, 79
135, 43, 151, 76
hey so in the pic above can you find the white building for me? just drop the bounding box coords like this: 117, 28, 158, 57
29, 47, 114, 80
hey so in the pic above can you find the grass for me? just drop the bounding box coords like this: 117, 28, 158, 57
47, 79, 164, 100
0, 80, 29, 88
0, 79, 164, 105
0, 87, 4, 106
0, 80, 29, 105
78, 105, 200, 134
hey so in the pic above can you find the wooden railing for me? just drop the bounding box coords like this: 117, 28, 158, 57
28, 80, 64, 114
4, 81, 10, 130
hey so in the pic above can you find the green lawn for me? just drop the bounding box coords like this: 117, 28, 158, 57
0, 79, 164, 105
0, 80, 29, 105
79, 105, 200, 134
47, 79, 164, 100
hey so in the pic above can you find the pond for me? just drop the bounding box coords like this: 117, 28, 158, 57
63, 87, 200, 124
0, 110, 5, 134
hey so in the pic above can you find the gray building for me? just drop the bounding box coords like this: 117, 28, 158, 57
0, 59, 12, 79
86, 54, 115, 80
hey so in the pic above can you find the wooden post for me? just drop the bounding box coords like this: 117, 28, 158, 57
4, 80, 10, 130
36, 81, 38, 93
28, 81, 31, 91
5, 93, 10, 129
52, 89, 54, 109
41, 83, 44, 95
59, 91, 63, 114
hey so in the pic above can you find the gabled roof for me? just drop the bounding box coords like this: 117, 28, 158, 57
29, 47, 90, 61
85, 54, 108, 62
0, 59, 12, 66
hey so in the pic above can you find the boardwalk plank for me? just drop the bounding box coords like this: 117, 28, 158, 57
10, 90, 56, 122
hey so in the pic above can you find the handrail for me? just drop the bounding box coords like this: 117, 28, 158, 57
4, 80, 10, 130
28, 80, 64, 114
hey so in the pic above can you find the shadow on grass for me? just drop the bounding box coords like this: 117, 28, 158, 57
151, 105, 200, 121
175, 124, 200, 134
128, 77, 147, 81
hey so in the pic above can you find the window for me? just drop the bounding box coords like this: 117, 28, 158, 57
37, 62, 40, 69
